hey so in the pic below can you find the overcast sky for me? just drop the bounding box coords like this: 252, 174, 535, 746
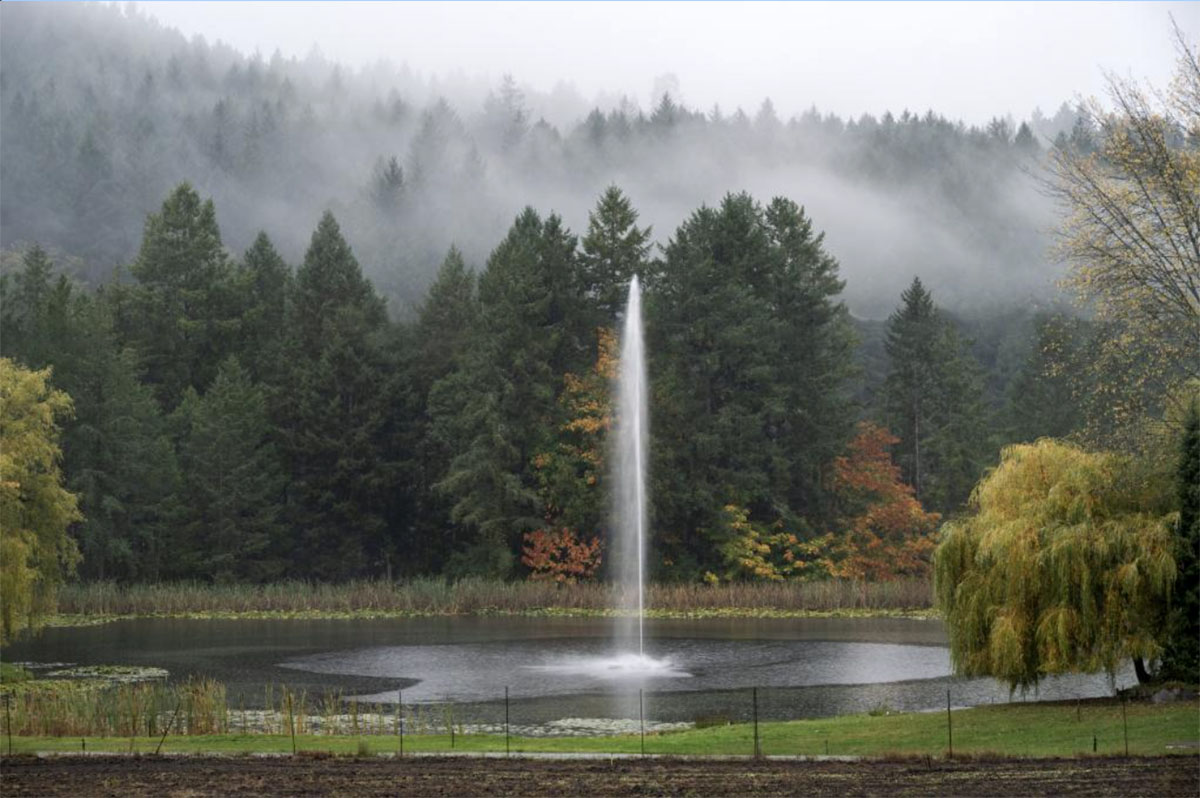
133, 1, 1196, 124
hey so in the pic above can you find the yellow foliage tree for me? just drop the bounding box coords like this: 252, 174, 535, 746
710, 504, 833, 582
934, 439, 1177, 689
1046, 23, 1199, 444
0, 359, 82, 641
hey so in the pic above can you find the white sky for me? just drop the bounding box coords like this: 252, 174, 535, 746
135, 1, 1195, 124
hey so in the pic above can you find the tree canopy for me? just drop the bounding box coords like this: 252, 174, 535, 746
0, 359, 81, 641
934, 439, 1178, 689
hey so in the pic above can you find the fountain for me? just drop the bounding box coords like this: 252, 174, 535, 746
614, 275, 652, 662
527, 276, 682, 682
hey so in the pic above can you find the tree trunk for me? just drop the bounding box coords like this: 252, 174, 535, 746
1133, 656, 1152, 685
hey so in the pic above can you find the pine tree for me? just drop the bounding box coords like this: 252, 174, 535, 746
764, 197, 858, 521
275, 211, 392, 579
0, 249, 177, 582
121, 183, 241, 410
882, 277, 987, 513
436, 208, 587, 575
650, 193, 857, 576
579, 186, 652, 322
235, 232, 291, 385
174, 357, 285, 581
1162, 392, 1200, 680
405, 247, 479, 571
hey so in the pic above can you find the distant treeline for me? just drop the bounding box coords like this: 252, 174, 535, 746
0, 2, 1090, 318
0, 180, 1103, 584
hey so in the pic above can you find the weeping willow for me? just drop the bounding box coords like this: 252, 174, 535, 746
934, 439, 1177, 690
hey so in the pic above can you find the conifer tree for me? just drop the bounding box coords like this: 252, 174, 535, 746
174, 357, 285, 581
1162, 392, 1200, 680
236, 232, 291, 385
0, 248, 177, 581
275, 211, 392, 579
882, 277, 987, 512
579, 186, 652, 322
406, 247, 479, 571
650, 193, 857, 576
436, 208, 587, 575
121, 183, 241, 409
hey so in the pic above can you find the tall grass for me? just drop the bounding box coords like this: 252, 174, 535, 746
3, 678, 227, 737
57, 577, 932, 616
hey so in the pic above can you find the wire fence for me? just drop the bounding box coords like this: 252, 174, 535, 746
2, 680, 1163, 760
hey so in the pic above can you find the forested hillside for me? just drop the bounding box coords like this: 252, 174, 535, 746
0, 3, 1136, 586
1, 2, 1085, 318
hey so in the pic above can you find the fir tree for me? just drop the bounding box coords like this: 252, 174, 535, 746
121, 183, 241, 410
436, 208, 587, 574
275, 211, 392, 579
579, 186, 652, 322
174, 357, 286, 582
236, 232, 291, 385
882, 277, 987, 513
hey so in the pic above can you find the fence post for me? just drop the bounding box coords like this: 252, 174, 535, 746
639, 689, 645, 758
286, 691, 296, 755
946, 689, 952, 759
505, 686, 510, 758
5, 693, 11, 756
1121, 694, 1128, 756
752, 687, 760, 758
397, 689, 403, 759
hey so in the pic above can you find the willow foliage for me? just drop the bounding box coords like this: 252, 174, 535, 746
0, 359, 81, 641
934, 439, 1177, 690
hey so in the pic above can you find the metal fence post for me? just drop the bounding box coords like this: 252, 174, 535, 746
398, 689, 403, 758
1121, 694, 1129, 756
946, 689, 953, 758
639, 689, 645, 757
753, 687, 760, 758
505, 686, 510, 757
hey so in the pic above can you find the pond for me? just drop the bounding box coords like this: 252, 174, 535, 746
3, 616, 1133, 729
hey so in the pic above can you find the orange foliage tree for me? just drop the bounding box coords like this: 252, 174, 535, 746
830, 421, 941, 580
524, 328, 615, 582
521, 527, 604, 583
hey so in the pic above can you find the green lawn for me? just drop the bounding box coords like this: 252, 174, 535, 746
6, 699, 1197, 759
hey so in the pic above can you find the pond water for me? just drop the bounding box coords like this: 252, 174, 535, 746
3, 616, 1133, 727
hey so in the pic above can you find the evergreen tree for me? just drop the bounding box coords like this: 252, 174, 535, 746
650, 193, 857, 576
405, 247, 479, 571
764, 197, 858, 521
1000, 313, 1086, 443
275, 211, 392, 579
579, 186, 652, 322
235, 232, 291, 385
436, 208, 587, 575
120, 183, 241, 409
174, 357, 286, 582
1162, 392, 1200, 680
0, 249, 177, 581
882, 277, 987, 513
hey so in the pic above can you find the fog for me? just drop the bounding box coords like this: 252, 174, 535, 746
1, 2, 1190, 318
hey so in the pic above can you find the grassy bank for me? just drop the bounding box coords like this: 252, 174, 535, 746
4, 699, 1196, 759
54, 578, 933, 621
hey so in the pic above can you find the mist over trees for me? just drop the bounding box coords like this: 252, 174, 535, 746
1, 1, 1193, 622
1, 2, 1071, 320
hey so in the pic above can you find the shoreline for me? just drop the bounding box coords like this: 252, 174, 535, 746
43, 605, 940, 629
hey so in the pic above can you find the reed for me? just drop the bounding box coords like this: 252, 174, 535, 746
4, 678, 226, 738
57, 577, 932, 616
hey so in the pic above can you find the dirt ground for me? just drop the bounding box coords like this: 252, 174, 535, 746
3, 754, 1198, 797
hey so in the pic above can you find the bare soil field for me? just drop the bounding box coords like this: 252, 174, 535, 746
2, 754, 1198, 797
